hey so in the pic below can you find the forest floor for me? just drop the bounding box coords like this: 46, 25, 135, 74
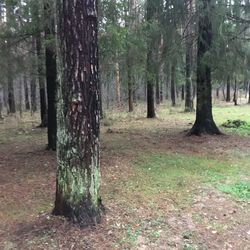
0, 103, 250, 250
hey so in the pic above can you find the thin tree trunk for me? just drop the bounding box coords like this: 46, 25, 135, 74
127, 65, 134, 112
19, 78, 23, 118
115, 58, 121, 105
36, 33, 48, 127
233, 78, 238, 106
0, 85, 3, 119
30, 38, 37, 114
171, 62, 176, 107
181, 84, 185, 101
160, 81, 163, 102
156, 72, 160, 105
248, 82, 250, 104
6, 0, 15, 114
185, 0, 194, 112
165, 66, 170, 100
216, 87, 220, 99
226, 75, 231, 102
23, 74, 30, 110
106, 78, 110, 110
7, 73, 15, 114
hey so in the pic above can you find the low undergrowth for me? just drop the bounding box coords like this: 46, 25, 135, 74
221, 119, 250, 136
132, 153, 250, 202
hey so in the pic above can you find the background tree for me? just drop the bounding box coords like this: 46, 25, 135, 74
188, 0, 221, 135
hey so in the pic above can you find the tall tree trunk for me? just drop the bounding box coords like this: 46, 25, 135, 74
126, 0, 136, 112
54, 0, 103, 226
18, 78, 23, 118
185, 0, 194, 112
181, 84, 185, 101
160, 80, 163, 102
127, 63, 134, 112
6, 0, 15, 114
188, 0, 221, 135
0, 85, 3, 119
233, 78, 238, 106
216, 86, 220, 99
31, 1, 47, 125
44, 1, 57, 151
30, 38, 37, 114
155, 72, 160, 105
115, 57, 121, 105
165, 65, 170, 100
146, 0, 158, 118
23, 74, 30, 110
171, 62, 176, 107
7, 73, 15, 114
226, 75, 231, 102
36, 33, 48, 127
106, 78, 110, 110
248, 82, 250, 104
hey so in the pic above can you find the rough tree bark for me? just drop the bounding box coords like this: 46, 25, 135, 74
188, 0, 221, 135
54, 0, 103, 226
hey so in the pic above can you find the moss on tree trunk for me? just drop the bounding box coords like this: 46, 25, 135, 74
54, 0, 103, 227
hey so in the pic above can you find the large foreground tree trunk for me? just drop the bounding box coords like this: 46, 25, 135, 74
188, 0, 221, 136
54, 0, 103, 226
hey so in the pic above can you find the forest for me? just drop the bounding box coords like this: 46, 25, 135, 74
0, 0, 250, 249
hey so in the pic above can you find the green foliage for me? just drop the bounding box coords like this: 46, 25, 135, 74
221, 119, 250, 135
219, 182, 250, 200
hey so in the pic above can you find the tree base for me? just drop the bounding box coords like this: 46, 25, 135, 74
53, 198, 104, 228
46, 144, 56, 151
188, 120, 222, 136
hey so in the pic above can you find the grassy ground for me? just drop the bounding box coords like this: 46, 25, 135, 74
0, 102, 250, 250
